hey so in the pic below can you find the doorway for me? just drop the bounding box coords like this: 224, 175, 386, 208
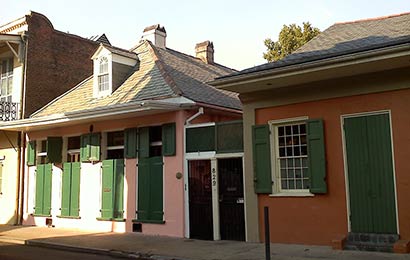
218, 158, 245, 241
344, 113, 397, 234
188, 160, 213, 240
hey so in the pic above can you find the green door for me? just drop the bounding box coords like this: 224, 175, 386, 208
344, 113, 397, 234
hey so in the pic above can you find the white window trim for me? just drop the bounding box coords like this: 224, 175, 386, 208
93, 53, 113, 98
103, 130, 125, 160
268, 116, 314, 196
0, 57, 14, 102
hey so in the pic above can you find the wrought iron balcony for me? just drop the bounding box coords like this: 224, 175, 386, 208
0, 101, 19, 121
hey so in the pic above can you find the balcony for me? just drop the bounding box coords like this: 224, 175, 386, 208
0, 101, 19, 121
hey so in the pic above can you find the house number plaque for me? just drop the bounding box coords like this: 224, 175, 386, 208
212, 168, 216, 186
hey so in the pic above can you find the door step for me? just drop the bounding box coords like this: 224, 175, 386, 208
344, 233, 399, 252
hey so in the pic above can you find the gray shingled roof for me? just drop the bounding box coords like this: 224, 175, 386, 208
154, 46, 241, 109
227, 12, 410, 77
33, 40, 240, 117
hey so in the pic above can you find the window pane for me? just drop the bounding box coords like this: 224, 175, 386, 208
285, 126, 291, 135
278, 137, 285, 147
279, 147, 285, 157
280, 169, 287, 178
281, 180, 288, 190
67, 136, 81, 150
288, 180, 295, 189
107, 131, 124, 146
278, 126, 284, 136
296, 179, 303, 189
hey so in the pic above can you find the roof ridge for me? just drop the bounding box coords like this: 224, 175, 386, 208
103, 43, 136, 55
164, 46, 237, 72
335, 12, 410, 25
145, 40, 183, 96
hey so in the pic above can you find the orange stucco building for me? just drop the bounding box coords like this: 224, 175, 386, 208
212, 13, 410, 252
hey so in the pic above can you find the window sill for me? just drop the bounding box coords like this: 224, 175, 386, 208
96, 217, 125, 222
132, 219, 165, 224
269, 192, 314, 197
57, 215, 81, 219
32, 214, 52, 217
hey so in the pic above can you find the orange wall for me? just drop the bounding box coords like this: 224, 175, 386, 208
255, 88, 410, 245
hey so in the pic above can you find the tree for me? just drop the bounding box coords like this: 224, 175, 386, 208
263, 22, 320, 62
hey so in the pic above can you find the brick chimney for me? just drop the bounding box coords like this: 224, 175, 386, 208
141, 24, 166, 48
195, 41, 214, 64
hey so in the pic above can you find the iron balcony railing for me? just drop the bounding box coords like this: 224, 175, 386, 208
0, 101, 19, 121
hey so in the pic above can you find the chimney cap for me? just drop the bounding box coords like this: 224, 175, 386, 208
195, 40, 213, 49
143, 24, 166, 34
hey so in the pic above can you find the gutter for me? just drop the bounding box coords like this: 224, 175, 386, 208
0, 99, 195, 131
210, 43, 410, 88
17, 31, 28, 225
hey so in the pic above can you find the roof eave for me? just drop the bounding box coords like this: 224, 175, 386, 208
210, 43, 410, 93
0, 99, 196, 131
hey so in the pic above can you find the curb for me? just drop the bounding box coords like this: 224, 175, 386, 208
0, 236, 26, 245
26, 240, 145, 259
25, 239, 186, 260
0, 236, 188, 260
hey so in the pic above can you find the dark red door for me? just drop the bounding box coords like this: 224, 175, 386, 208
188, 160, 213, 240
218, 158, 245, 241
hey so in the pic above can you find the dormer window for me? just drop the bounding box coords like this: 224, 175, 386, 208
98, 57, 109, 92
92, 44, 138, 98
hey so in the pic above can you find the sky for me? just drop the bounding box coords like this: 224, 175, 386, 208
1, 0, 410, 70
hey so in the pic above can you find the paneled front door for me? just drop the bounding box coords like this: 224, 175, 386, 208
344, 113, 397, 234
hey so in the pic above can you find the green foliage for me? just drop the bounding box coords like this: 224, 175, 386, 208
263, 22, 320, 62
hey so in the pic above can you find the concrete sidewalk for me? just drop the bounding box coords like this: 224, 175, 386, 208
1, 225, 410, 260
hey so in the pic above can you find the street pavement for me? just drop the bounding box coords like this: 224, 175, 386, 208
1, 225, 410, 260
0, 241, 126, 260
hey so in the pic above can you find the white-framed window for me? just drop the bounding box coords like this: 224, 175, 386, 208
270, 118, 311, 194
66, 136, 81, 162
0, 58, 13, 102
106, 131, 124, 159
37, 140, 47, 164
98, 57, 109, 93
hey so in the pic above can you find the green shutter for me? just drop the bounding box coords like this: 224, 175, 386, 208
307, 119, 327, 194
124, 128, 138, 158
113, 159, 124, 219
43, 164, 53, 215
252, 125, 272, 194
150, 156, 164, 221
35, 165, 45, 215
89, 133, 101, 161
60, 163, 72, 216
162, 123, 176, 156
137, 158, 150, 221
47, 137, 63, 163
137, 157, 164, 222
80, 133, 101, 162
101, 160, 114, 219
186, 126, 215, 152
70, 162, 81, 217
35, 164, 53, 216
27, 140, 36, 166
80, 134, 90, 162
138, 127, 150, 159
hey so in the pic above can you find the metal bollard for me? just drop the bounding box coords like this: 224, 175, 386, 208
264, 206, 271, 260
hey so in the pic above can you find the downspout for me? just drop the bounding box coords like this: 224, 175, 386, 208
185, 107, 204, 125
16, 31, 28, 225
